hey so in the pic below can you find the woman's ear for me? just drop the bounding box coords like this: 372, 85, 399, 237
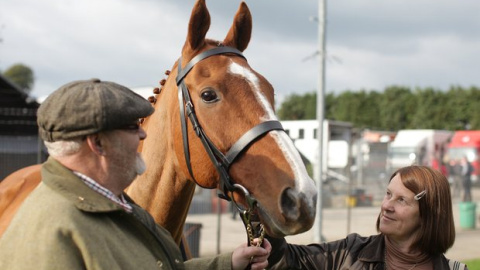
86, 133, 105, 156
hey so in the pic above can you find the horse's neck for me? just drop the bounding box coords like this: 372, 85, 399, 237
127, 160, 196, 244
126, 109, 196, 244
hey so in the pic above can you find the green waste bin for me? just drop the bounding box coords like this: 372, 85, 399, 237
459, 202, 476, 229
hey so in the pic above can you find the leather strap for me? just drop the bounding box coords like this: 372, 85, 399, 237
176, 47, 245, 84
225, 121, 284, 166
176, 46, 285, 198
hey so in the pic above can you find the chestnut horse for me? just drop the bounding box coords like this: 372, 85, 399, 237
0, 0, 317, 245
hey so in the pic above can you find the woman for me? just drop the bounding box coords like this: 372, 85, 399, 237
267, 165, 467, 270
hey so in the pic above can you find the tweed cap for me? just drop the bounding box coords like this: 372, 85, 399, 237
38, 78, 154, 142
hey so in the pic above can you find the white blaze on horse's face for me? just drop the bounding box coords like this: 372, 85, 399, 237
228, 61, 317, 210
228, 62, 276, 120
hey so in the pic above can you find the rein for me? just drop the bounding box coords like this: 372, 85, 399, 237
175, 46, 283, 246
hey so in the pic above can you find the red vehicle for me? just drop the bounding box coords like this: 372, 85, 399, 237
447, 130, 480, 183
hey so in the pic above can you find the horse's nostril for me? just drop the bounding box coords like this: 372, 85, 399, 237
280, 188, 300, 221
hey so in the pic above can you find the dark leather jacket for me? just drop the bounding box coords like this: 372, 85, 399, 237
267, 233, 461, 270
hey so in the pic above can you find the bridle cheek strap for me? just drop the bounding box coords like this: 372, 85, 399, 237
176, 46, 285, 199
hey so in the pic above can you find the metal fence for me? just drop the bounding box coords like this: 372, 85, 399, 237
182, 139, 393, 258
0, 134, 392, 259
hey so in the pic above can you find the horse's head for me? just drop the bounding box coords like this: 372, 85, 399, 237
159, 0, 317, 237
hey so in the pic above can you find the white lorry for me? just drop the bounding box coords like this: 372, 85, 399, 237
386, 129, 453, 175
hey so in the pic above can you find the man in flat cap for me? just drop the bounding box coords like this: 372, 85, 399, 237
0, 79, 270, 270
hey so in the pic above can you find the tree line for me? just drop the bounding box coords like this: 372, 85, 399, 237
1, 63, 35, 94
3, 63, 479, 132
277, 85, 480, 131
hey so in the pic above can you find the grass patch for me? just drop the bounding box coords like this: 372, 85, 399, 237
465, 258, 480, 270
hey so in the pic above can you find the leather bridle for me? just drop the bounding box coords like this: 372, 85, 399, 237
175, 46, 284, 201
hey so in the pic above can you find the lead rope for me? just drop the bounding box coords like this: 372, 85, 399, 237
242, 211, 265, 270
232, 184, 265, 246
231, 184, 265, 269
240, 208, 265, 247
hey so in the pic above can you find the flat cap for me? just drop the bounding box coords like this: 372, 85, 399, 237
38, 78, 154, 142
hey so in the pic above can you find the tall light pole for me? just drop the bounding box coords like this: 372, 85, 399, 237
313, 0, 327, 243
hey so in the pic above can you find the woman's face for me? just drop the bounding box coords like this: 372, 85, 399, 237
379, 173, 421, 244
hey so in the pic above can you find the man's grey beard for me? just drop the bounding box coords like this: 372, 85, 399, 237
135, 154, 146, 175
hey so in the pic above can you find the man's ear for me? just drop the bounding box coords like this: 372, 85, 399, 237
86, 134, 105, 156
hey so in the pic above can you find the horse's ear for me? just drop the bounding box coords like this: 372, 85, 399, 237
184, 0, 210, 55
223, 2, 252, 52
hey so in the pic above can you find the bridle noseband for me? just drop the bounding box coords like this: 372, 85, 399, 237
176, 46, 284, 200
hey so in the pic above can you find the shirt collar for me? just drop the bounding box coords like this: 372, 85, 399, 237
73, 171, 132, 213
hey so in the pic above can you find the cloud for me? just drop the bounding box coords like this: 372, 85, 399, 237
1, 0, 479, 102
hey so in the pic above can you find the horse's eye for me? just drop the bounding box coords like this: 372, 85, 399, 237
200, 90, 219, 103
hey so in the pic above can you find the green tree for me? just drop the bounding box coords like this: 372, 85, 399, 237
379, 86, 415, 130
278, 92, 341, 121
444, 86, 473, 130
410, 87, 449, 129
276, 85, 480, 132
3, 63, 34, 94
325, 92, 336, 120
464, 86, 480, 130
278, 92, 317, 120
363, 91, 383, 129
329, 90, 382, 129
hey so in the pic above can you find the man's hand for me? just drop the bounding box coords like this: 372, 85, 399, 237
231, 238, 272, 270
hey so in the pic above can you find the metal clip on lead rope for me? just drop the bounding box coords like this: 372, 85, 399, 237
231, 184, 265, 247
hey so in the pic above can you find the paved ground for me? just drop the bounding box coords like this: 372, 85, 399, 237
186, 187, 480, 263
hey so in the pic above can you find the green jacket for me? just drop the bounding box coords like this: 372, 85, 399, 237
0, 157, 231, 270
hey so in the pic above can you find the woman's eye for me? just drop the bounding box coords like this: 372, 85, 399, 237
201, 90, 218, 103
398, 197, 408, 205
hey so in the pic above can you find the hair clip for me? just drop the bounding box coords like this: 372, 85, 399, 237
414, 190, 427, 201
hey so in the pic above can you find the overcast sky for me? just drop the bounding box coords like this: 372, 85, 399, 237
1, 0, 479, 105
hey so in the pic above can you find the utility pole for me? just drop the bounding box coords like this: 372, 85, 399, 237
313, 0, 327, 243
